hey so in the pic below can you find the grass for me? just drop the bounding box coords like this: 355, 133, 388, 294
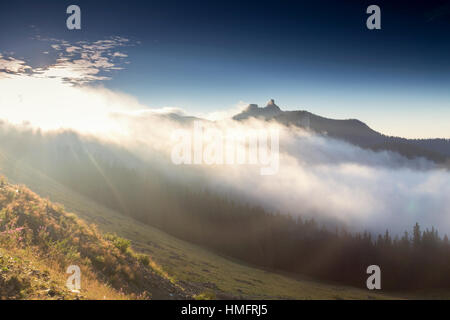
0, 150, 401, 300
0, 247, 128, 300
0, 178, 186, 300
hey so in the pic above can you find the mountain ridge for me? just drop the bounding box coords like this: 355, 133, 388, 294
232, 100, 450, 164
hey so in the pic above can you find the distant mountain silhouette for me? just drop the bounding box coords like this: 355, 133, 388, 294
233, 100, 450, 164
234, 99, 282, 120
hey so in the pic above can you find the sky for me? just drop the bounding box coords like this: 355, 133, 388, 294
0, 0, 450, 138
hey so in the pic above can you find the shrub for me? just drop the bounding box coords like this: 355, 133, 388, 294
106, 234, 131, 254
137, 254, 150, 266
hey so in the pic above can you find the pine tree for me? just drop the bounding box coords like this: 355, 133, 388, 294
413, 222, 421, 248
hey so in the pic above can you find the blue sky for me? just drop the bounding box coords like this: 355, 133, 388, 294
1, 0, 450, 138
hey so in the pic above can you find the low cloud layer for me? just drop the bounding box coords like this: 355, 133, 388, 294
101, 110, 450, 235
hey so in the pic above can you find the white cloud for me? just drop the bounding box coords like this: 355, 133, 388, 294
66, 46, 81, 53
112, 52, 128, 58
106, 111, 450, 235
199, 101, 249, 121
0, 37, 133, 86
0, 55, 31, 74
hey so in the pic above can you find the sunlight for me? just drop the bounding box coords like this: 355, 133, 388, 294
0, 73, 141, 134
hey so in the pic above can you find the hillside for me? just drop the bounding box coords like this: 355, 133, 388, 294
0, 151, 398, 300
0, 177, 189, 300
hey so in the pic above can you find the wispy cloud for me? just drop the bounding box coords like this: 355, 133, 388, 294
0, 54, 31, 75
1, 36, 133, 85
112, 52, 128, 58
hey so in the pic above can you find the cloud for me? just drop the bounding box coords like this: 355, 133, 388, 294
0, 37, 133, 86
0, 55, 31, 75
66, 46, 81, 53
105, 111, 450, 235
112, 52, 128, 58
199, 101, 249, 121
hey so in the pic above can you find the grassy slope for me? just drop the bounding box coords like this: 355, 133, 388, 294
0, 152, 398, 299
0, 181, 188, 300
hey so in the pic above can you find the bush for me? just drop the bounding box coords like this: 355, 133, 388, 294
137, 254, 150, 266
112, 236, 130, 253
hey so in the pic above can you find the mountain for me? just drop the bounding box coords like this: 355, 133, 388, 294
234, 99, 282, 120
233, 100, 450, 164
